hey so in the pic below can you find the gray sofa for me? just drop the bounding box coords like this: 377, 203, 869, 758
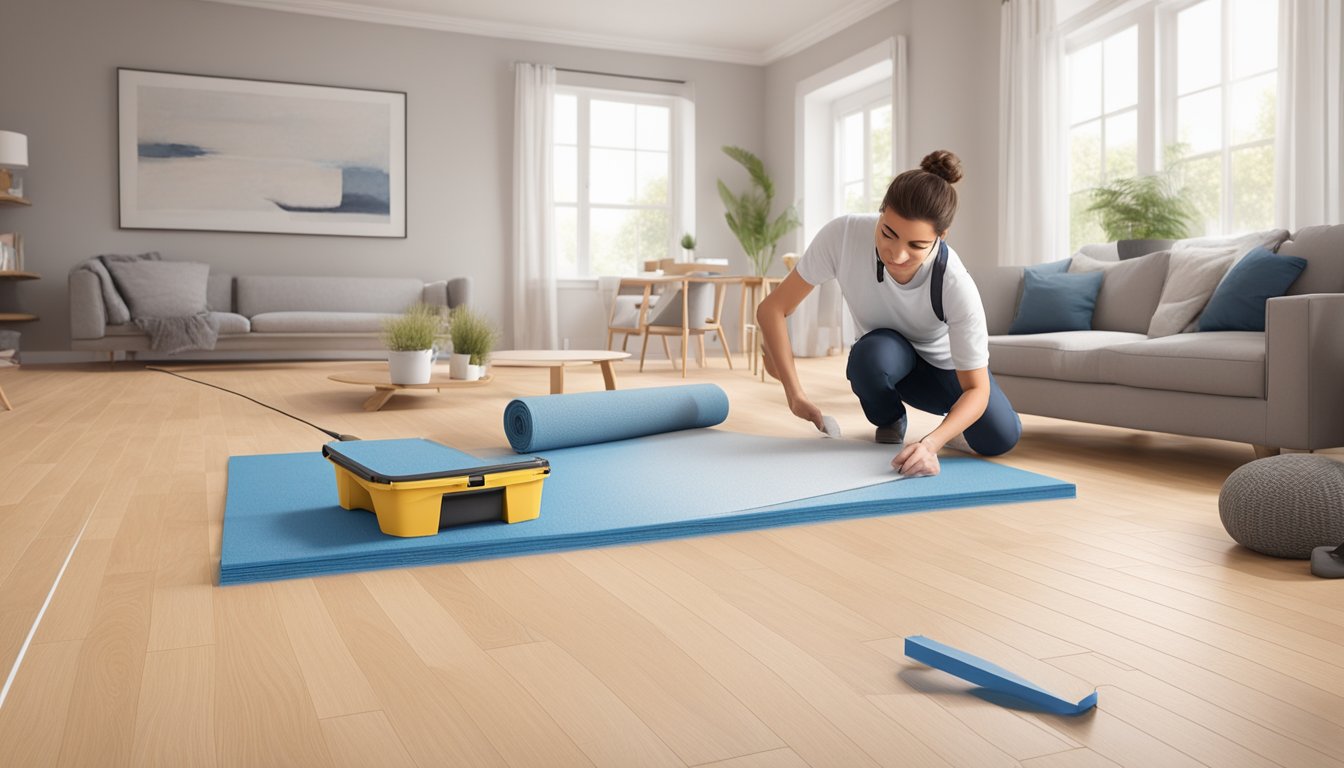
975, 225, 1344, 454
69, 271, 470, 359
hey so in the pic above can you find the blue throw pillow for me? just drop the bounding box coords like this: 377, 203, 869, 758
1198, 246, 1307, 332
1009, 270, 1104, 334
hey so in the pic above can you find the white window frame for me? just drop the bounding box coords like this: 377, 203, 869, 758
832, 82, 893, 217
554, 76, 693, 280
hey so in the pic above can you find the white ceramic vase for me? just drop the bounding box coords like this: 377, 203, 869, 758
388, 349, 433, 385
449, 353, 481, 381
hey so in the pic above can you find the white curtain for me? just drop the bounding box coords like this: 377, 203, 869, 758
512, 62, 559, 349
1276, 0, 1344, 230
998, 0, 1063, 266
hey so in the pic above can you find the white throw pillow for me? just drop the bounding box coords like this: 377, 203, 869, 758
1147, 251, 1235, 338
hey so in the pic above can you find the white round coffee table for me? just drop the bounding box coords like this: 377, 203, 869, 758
489, 350, 630, 394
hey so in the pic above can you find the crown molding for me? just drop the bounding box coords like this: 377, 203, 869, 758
761, 0, 900, 64
202, 0, 900, 66
202, 0, 761, 65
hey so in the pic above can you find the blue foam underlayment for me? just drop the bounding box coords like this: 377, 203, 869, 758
220, 430, 1074, 584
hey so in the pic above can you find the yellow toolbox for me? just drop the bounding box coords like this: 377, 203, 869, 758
322, 438, 549, 538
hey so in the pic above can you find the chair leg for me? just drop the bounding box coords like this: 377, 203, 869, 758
606, 330, 614, 351
639, 332, 652, 372
717, 329, 734, 371
661, 336, 674, 369
621, 334, 631, 352
697, 335, 706, 367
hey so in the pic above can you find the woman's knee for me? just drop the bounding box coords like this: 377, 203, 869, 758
967, 409, 1022, 456
846, 329, 917, 385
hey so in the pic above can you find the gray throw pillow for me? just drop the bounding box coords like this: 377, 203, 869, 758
1147, 251, 1235, 337
93, 251, 161, 324
104, 260, 210, 318
1068, 250, 1171, 334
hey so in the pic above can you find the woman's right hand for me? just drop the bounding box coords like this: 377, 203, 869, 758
787, 393, 825, 432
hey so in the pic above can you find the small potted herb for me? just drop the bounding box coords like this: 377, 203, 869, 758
382, 303, 446, 385
448, 306, 498, 381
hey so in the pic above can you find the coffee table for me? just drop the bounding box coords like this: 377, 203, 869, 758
489, 350, 630, 394
328, 370, 492, 411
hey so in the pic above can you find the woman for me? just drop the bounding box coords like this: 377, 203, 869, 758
757, 150, 1021, 477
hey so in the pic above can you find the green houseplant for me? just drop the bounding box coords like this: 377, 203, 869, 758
1086, 173, 1198, 242
717, 146, 800, 276
448, 306, 498, 381
381, 303, 447, 385
680, 232, 696, 261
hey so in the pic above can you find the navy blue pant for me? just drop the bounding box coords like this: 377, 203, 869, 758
846, 328, 1021, 456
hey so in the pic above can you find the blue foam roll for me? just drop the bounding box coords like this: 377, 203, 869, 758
503, 383, 730, 452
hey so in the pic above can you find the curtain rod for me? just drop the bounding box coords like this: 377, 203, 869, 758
556, 67, 686, 85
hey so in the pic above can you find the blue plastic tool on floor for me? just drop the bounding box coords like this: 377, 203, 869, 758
904, 636, 1098, 716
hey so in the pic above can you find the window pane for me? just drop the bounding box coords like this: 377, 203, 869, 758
1174, 155, 1223, 236
1231, 144, 1275, 232
590, 148, 635, 204
636, 104, 669, 151
1229, 73, 1276, 145
1068, 42, 1102, 123
1177, 89, 1223, 155
554, 145, 577, 204
1105, 110, 1138, 180
589, 208, 638, 276
1070, 120, 1102, 192
555, 205, 578, 278
1230, 0, 1278, 79
843, 181, 866, 214
840, 111, 863, 182
1070, 190, 1106, 252
555, 94, 578, 145
1177, 0, 1221, 94
1103, 26, 1138, 113
636, 151, 668, 205
869, 102, 893, 203
590, 100, 636, 148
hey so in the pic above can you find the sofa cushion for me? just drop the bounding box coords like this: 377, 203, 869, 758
105, 260, 210, 318
249, 311, 398, 333
1099, 332, 1266, 398
237, 276, 424, 317
207, 274, 233, 313
1199, 247, 1307, 332
989, 331, 1148, 383
1147, 250, 1234, 337
1068, 250, 1170, 334
1009, 270, 1103, 334
1117, 238, 1175, 260
1280, 224, 1344, 296
212, 311, 251, 335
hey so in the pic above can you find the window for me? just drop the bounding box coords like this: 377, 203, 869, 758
554, 89, 677, 277
1063, 0, 1278, 249
834, 84, 893, 215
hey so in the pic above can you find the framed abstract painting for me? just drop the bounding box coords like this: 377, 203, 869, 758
118, 68, 406, 238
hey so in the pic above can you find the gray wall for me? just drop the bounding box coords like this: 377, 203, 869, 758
0, 0, 764, 352
764, 0, 1002, 273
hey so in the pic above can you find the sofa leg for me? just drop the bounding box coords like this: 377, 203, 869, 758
1251, 444, 1281, 460
108, 351, 116, 370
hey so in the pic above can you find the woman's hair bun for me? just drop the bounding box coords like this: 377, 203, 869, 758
920, 150, 963, 184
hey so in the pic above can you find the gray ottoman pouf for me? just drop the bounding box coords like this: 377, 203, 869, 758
1219, 455, 1344, 558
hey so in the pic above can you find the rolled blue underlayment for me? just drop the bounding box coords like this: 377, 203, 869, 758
503, 383, 731, 452
904, 635, 1098, 716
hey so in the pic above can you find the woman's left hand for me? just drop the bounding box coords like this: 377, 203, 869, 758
892, 440, 940, 477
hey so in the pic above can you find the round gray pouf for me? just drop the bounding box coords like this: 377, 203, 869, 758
1220, 455, 1344, 559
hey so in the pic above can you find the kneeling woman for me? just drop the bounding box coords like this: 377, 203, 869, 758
757, 149, 1021, 477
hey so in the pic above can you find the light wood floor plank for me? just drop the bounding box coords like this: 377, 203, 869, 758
272, 578, 381, 720
131, 645, 217, 768
319, 711, 418, 768
0, 639, 82, 767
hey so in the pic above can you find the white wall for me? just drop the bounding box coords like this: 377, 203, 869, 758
763, 0, 1003, 274
0, 0, 765, 352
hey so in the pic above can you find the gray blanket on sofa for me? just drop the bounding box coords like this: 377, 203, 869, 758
74, 253, 219, 354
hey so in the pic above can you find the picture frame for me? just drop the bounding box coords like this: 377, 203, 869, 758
118, 68, 406, 238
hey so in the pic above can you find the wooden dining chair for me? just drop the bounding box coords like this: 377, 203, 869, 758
640, 277, 734, 377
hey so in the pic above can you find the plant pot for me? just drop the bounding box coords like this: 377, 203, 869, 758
388, 349, 433, 385
449, 353, 480, 381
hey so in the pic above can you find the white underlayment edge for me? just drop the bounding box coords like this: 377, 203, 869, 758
0, 515, 92, 711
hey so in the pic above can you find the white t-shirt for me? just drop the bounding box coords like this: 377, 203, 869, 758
795, 213, 989, 371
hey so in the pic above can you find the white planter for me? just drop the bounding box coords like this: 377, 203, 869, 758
388, 349, 433, 385
449, 352, 481, 381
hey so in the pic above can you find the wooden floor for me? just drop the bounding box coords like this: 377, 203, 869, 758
0, 355, 1341, 767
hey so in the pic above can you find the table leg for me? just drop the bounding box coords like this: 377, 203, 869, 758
549, 365, 565, 394
0, 384, 11, 411
363, 387, 397, 411
599, 360, 617, 391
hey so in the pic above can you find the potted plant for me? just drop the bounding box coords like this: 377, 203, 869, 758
382, 303, 446, 385
717, 146, 800, 276
448, 306, 498, 381
680, 232, 696, 261
1086, 173, 1197, 250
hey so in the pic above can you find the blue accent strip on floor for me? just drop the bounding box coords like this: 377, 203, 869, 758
904, 636, 1099, 715
221, 431, 1074, 585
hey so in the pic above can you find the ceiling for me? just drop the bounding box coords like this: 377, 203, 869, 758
202, 0, 900, 65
